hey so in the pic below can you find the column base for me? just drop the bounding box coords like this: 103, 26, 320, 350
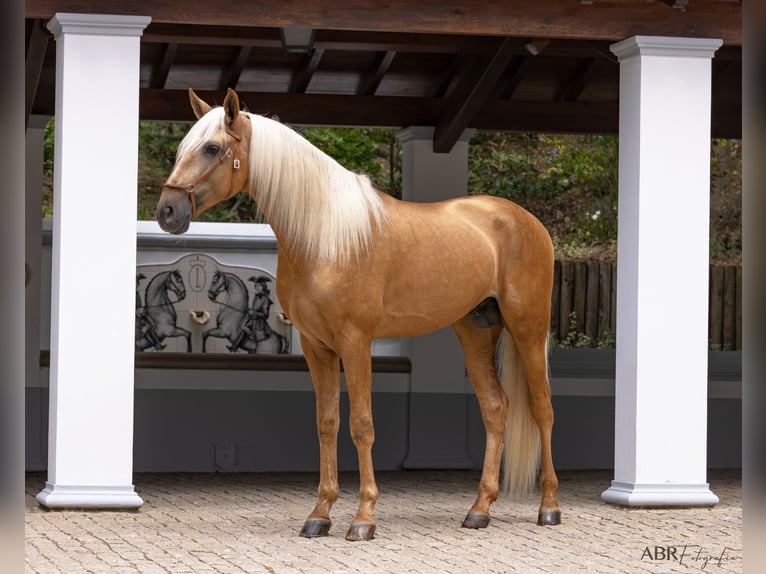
601, 480, 719, 507
37, 482, 144, 509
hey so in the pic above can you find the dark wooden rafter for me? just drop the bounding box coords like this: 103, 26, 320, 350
288, 47, 324, 94
356, 50, 396, 96
495, 54, 530, 99
581, 40, 619, 66
433, 37, 519, 153
555, 58, 598, 102
220, 45, 251, 90
25, 19, 49, 129
29, 85, 740, 138
149, 42, 177, 89
428, 53, 469, 98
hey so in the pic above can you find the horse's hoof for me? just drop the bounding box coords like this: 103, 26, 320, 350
299, 518, 331, 538
461, 511, 490, 529
537, 509, 561, 526
345, 522, 376, 541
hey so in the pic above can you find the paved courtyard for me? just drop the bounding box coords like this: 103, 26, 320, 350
26, 469, 741, 574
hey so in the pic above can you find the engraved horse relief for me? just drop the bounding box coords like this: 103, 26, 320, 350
202, 270, 290, 354
135, 270, 192, 352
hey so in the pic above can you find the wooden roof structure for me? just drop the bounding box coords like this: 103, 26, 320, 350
26, 0, 742, 149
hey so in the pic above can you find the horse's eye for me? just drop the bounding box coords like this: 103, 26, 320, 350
205, 143, 221, 156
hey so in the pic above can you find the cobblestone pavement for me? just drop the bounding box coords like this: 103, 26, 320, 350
26, 469, 741, 574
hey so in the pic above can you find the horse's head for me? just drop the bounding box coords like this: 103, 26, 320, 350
156, 88, 251, 234
208, 270, 227, 301
166, 270, 186, 300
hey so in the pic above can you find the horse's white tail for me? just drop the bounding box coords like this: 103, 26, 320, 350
499, 329, 542, 496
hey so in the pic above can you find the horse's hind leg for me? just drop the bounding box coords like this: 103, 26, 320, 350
502, 302, 561, 526
452, 316, 505, 528
300, 335, 341, 538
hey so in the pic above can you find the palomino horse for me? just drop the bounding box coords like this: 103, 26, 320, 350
156, 88, 560, 541
136, 270, 192, 352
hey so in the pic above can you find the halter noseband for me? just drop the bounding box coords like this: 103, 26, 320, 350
162, 114, 244, 218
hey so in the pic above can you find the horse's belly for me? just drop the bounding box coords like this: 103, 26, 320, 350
375, 251, 496, 338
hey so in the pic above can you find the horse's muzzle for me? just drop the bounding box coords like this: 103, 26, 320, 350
156, 193, 191, 235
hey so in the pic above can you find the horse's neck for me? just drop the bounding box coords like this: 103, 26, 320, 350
146, 273, 172, 306
224, 275, 248, 308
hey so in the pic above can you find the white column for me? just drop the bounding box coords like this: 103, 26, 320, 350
601, 36, 722, 506
397, 126, 477, 468
26, 116, 49, 392
37, 13, 150, 509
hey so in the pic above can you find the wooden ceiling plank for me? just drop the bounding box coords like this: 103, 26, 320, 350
25, 0, 742, 46
289, 47, 325, 94
220, 45, 252, 90
150, 42, 178, 89
356, 50, 396, 96
434, 37, 519, 153
25, 19, 49, 129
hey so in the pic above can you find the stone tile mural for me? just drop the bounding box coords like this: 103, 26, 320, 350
135, 254, 291, 354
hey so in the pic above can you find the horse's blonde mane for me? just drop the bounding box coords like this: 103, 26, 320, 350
244, 112, 389, 265
179, 107, 390, 265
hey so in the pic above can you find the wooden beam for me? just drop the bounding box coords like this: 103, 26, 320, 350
144, 25, 478, 55
433, 37, 518, 153
357, 50, 396, 95
25, 0, 742, 45
662, 0, 690, 10
288, 47, 324, 93
149, 42, 177, 89
29, 87, 740, 138
25, 19, 49, 129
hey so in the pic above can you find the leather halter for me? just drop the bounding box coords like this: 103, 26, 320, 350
162, 114, 243, 218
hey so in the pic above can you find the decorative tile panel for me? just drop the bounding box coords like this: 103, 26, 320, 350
136, 254, 290, 354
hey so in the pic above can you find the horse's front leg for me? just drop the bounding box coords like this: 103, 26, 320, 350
168, 327, 193, 352
340, 340, 378, 541
299, 335, 341, 538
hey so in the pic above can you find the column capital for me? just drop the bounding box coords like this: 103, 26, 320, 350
396, 126, 475, 145
610, 35, 722, 61
27, 115, 51, 130
47, 13, 151, 40
396, 126, 434, 144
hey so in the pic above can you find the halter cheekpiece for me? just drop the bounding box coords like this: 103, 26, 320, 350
162, 113, 243, 218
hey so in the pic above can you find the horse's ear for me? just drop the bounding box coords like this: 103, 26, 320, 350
188, 88, 212, 119
223, 88, 240, 125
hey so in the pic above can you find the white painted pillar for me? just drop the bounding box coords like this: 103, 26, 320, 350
26, 116, 49, 392
396, 126, 477, 468
601, 36, 722, 506
37, 13, 150, 509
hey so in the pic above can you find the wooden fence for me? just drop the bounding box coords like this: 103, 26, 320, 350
550, 260, 742, 350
